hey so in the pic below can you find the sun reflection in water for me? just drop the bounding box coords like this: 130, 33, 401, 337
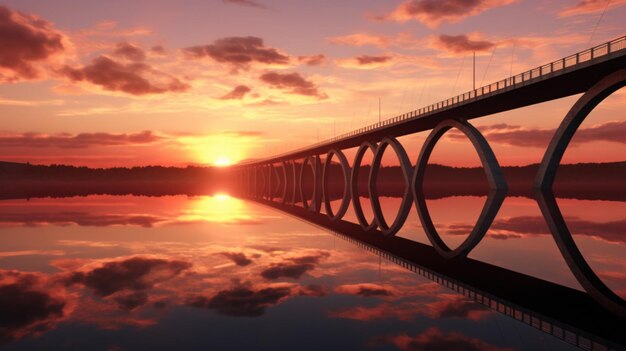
180, 194, 254, 224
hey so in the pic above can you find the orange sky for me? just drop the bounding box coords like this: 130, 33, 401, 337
0, 0, 624, 167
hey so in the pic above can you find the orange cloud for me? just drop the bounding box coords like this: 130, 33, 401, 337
559, 0, 626, 17
60, 56, 189, 96
183, 36, 289, 71
259, 71, 328, 99
373, 0, 517, 28
298, 54, 326, 66
220, 85, 252, 100
375, 327, 514, 351
113, 42, 146, 61
431, 34, 496, 55
0, 5, 65, 81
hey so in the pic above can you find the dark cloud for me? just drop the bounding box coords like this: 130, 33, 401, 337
446, 121, 626, 148
64, 256, 191, 297
223, 0, 266, 8
113, 291, 148, 311
0, 5, 64, 81
259, 71, 327, 99
0, 130, 161, 149
373, 327, 514, 351
298, 54, 326, 66
374, 0, 515, 27
435, 34, 495, 54
424, 296, 490, 320
448, 216, 626, 244
298, 284, 327, 297
187, 283, 293, 317
355, 55, 392, 65
0, 271, 66, 345
335, 283, 395, 297
113, 42, 146, 61
60, 56, 189, 95
220, 85, 251, 100
260, 251, 330, 280
220, 252, 253, 266
183, 37, 289, 71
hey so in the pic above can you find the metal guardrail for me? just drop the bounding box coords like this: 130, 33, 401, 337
243, 35, 626, 166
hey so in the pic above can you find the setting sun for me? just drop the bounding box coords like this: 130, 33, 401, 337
214, 156, 232, 167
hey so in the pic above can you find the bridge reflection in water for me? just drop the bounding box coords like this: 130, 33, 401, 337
252, 195, 626, 351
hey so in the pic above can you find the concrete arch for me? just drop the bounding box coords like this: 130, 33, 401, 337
256, 165, 266, 198
536, 190, 626, 318
350, 141, 378, 231
368, 137, 414, 236
533, 70, 626, 317
280, 161, 289, 204
290, 160, 298, 205
535, 69, 626, 190
412, 118, 507, 259
322, 149, 351, 221
299, 155, 322, 212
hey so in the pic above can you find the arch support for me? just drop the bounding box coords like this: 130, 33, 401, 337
350, 142, 378, 231
299, 155, 322, 212
368, 137, 414, 236
323, 149, 351, 221
413, 118, 507, 259
534, 69, 626, 317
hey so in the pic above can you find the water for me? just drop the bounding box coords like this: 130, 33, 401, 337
0, 193, 623, 350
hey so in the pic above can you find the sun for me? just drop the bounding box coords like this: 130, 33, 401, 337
214, 156, 232, 167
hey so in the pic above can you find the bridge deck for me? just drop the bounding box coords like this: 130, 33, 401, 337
242, 36, 626, 166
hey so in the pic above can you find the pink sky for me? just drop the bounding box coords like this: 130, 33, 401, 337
0, 0, 625, 167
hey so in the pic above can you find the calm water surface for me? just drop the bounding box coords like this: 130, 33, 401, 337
0, 194, 623, 350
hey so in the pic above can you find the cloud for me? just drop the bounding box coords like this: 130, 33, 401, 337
355, 55, 393, 66
260, 251, 330, 280
151, 45, 166, 55
422, 295, 491, 321
374, 327, 514, 351
113, 42, 146, 61
60, 56, 189, 96
113, 291, 148, 311
187, 282, 293, 317
220, 252, 254, 266
559, 0, 626, 17
447, 216, 626, 244
0, 130, 162, 149
334, 283, 395, 297
446, 121, 626, 148
0, 270, 67, 345
220, 85, 251, 100
0, 5, 65, 81
298, 54, 326, 66
328, 33, 392, 48
329, 302, 417, 321
183, 37, 289, 71
432, 34, 496, 54
259, 71, 327, 99
220, 130, 264, 137
223, 0, 266, 8
373, 0, 516, 27
63, 256, 192, 297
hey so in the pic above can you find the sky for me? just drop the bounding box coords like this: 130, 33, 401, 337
0, 0, 625, 167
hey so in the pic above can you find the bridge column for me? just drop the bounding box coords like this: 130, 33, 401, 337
299, 155, 322, 212
322, 149, 351, 221
368, 137, 414, 236
534, 69, 626, 317
350, 142, 378, 231
412, 118, 507, 259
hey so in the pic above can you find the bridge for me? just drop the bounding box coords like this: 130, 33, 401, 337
231, 35, 626, 318
252, 197, 626, 351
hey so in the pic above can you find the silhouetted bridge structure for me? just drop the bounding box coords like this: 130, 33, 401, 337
232, 36, 626, 319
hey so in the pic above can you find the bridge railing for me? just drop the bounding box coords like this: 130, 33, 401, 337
244, 35, 626, 165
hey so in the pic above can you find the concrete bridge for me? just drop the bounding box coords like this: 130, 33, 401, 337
232, 35, 626, 318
